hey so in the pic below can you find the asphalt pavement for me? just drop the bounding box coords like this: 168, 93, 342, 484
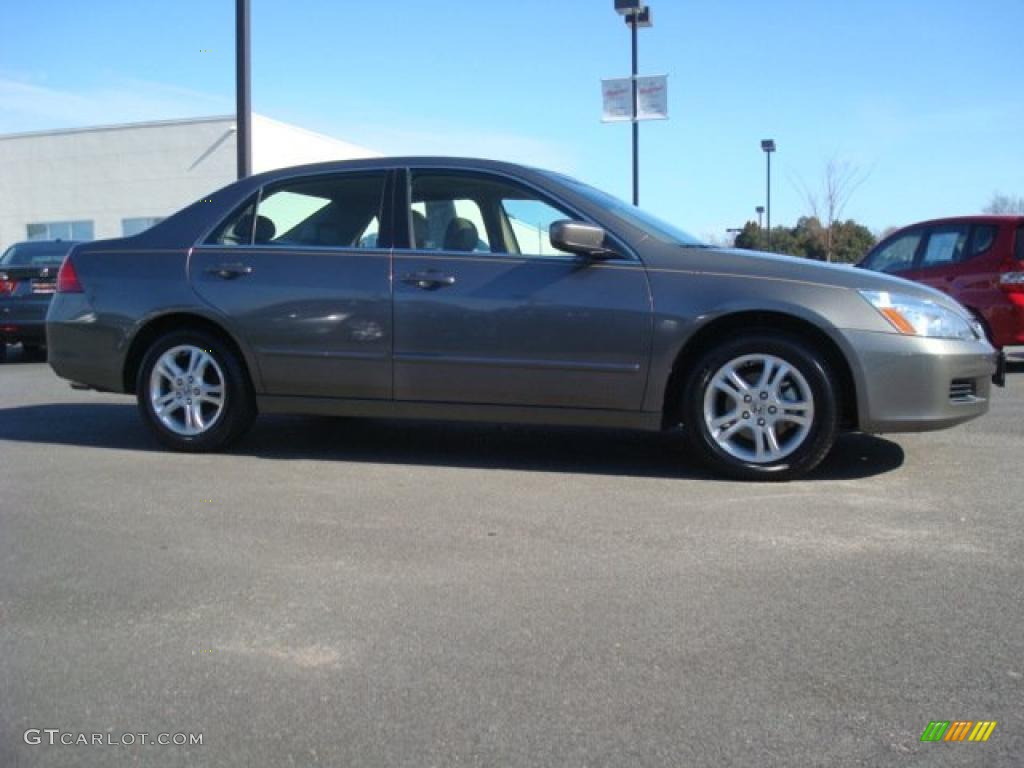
2, 346, 1023, 767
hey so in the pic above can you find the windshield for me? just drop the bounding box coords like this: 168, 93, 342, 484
1, 242, 73, 266
544, 172, 706, 246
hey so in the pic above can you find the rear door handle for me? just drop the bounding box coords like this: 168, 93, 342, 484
401, 271, 456, 290
207, 263, 253, 280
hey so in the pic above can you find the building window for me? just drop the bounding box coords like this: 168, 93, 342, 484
26, 220, 94, 242
122, 217, 165, 236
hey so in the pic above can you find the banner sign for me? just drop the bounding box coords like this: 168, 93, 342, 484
601, 75, 668, 122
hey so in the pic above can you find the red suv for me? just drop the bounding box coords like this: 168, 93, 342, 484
859, 216, 1024, 348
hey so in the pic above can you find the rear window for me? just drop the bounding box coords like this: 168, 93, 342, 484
0, 243, 72, 266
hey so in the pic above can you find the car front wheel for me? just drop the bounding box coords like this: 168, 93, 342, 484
136, 330, 255, 451
681, 333, 839, 481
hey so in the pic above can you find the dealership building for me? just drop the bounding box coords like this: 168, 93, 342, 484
0, 115, 378, 252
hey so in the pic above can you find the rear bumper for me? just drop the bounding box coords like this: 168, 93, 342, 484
841, 330, 997, 433
45, 294, 126, 392
1, 297, 50, 343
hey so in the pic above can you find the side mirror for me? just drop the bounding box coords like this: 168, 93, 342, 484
549, 220, 615, 259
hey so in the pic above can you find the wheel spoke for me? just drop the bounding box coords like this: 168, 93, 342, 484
765, 424, 781, 454
190, 402, 205, 431
768, 363, 791, 397
710, 410, 740, 430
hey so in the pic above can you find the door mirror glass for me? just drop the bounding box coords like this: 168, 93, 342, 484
549, 220, 613, 258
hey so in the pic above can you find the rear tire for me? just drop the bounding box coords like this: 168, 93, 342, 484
136, 329, 255, 451
22, 343, 45, 360
680, 333, 840, 481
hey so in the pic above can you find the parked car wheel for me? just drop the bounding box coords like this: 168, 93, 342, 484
136, 330, 255, 451
22, 343, 45, 359
681, 333, 839, 481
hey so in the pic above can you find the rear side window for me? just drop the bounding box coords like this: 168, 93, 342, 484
1017, 225, 1024, 261
207, 173, 387, 249
920, 224, 970, 268
969, 224, 997, 258
863, 230, 923, 273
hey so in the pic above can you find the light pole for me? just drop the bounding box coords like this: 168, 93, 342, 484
614, 0, 652, 206
755, 205, 765, 229
235, 0, 252, 179
760, 139, 775, 250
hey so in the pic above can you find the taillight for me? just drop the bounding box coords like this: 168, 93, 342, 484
999, 271, 1024, 293
0, 275, 17, 295
56, 256, 83, 293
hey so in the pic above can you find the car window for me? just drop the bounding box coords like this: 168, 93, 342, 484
864, 230, 922, 273
920, 224, 970, 268
502, 199, 575, 257
410, 198, 490, 252
0, 243, 72, 266
1016, 225, 1024, 261
407, 171, 577, 257
207, 174, 386, 248
969, 224, 997, 258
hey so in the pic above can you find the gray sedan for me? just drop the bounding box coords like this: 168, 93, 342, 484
46, 158, 1002, 480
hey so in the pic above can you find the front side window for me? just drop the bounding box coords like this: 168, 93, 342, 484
407, 171, 579, 257
207, 173, 386, 248
920, 224, 970, 268
864, 230, 923, 273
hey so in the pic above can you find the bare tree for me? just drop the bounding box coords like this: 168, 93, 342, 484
795, 156, 871, 262
983, 193, 1024, 214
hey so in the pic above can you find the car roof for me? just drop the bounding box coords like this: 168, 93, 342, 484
4, 239, 82, 251
895, 215, 1024, 230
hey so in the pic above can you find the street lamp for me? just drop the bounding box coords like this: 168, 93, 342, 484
614, 0, 653, 206
760, 139, 775, 250
236, 0, 252, 179
755, 205, 765, 229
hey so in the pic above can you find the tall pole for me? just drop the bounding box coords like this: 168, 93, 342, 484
630, 15, 639, 206
235, 0, 252, 180
765, 151, 771, 250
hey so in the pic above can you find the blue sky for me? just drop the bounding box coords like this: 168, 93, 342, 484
2, 0, 1021, 240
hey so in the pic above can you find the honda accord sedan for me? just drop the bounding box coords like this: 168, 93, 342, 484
46, 158, 1003, 480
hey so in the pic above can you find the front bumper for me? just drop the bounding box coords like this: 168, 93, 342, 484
841, 330, 998, 433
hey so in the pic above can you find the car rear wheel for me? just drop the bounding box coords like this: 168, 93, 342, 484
681, 333, 839, 481
136, 330, 255, 451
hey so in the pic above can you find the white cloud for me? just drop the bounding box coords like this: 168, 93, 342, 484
0, 74, 230, 133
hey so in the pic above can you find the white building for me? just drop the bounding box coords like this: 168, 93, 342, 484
0, 115, 379, 251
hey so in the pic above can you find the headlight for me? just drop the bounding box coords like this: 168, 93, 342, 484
859, 291, 978, 340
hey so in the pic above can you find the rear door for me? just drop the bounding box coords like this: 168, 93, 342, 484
189, 170, 393, 399
392, 168, 652, 410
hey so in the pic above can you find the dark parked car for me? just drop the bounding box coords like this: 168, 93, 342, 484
46, 158, 1002, 480
858, 215, 1024, 348
1, 240, 80, 360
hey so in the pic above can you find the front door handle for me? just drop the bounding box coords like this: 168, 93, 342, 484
401, 271, 456, 290
207, 263, 253, 280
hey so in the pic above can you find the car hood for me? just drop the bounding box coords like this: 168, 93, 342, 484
650, 245, 968, 315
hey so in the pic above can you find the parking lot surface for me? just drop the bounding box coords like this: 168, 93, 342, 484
2, 348, 1023, 767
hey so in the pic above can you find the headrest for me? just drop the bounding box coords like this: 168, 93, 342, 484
232, 214, 276, 244
444, 217, 479, 252
411, 210, 429, 248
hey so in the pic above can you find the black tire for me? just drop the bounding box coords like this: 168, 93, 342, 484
680, 332, 840, 481
22, 343, 45, 360
136, 329, 255, 452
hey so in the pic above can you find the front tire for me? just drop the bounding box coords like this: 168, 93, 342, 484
681, 333, 839, 481
136, 329, 255, 451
